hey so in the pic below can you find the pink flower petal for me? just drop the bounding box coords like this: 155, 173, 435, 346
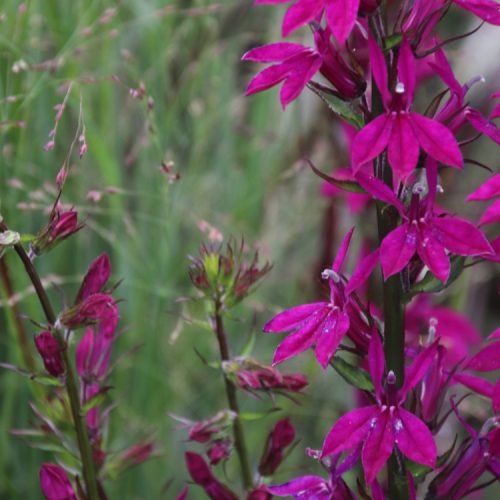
355, 171, 405, 215
395, 408, 436, 468
314, 309, 350, 369
466, 174, 500, 201
465, 341, 500, 372
345, 248, 379, 296
351, 114, 393, 172
453, 0, 500, 25
479, 198, 500, 226
453, 372, 494, 397
397, 38, 416, 105
368, 34, 390, 107
280, 54, 322, 108
242, 43, 307, 62
245, 63, 291, 96
332, 227, 355, 273
493, 379, 500, 413
465, 108, 500, 145
409, 113, 463, 169
282, 0, 323, 37
263, 302, 329, 332
380, 223, 417, 280
362, 409, 394, 484
432, 216, 493, 255
417, 224, 450, 283
387, 113, 420, 180
268, 476, 326, 496
272, 307, 330, 365
322, 406, 378, 457
325, 0, 360, 45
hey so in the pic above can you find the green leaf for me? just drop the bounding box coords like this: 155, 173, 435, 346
308, 83, 365, 129
0, 362, 63, 387
20, 233, 36, 242
330, 356, 374, 391
239, 331, 256, 357
406, 256, 465, 299
384, 33, 403, 50
306, 160, 366, 194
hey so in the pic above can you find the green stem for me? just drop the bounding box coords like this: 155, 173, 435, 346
369, 11, 408, 499
0, 222, 100, 500
213, 302, 253, 492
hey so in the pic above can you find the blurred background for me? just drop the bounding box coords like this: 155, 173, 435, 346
0, 0, 498, 498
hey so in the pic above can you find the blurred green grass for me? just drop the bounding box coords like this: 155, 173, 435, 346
0, 1, 499, 498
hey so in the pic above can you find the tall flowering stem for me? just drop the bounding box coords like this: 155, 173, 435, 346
0, 221, 100, 500
213, 299, 253, 491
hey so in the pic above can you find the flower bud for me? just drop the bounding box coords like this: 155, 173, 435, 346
34, 331, 64, 377
258, 418, 296, 476
59, 294, 117, 329
39, 463, 76, 500
75, 253, 111, 303
207, 438, 232, 465
31, 207, 83, 257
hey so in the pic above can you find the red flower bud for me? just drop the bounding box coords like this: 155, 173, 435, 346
258, 418, 295, 476
75, 253, 111, 303
207, 438, 232, 465
39, 463, 76, 500
34, 331, 64, 377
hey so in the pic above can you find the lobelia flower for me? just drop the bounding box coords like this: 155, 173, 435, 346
39, 463, 77, 500
243, 27, 365, 109
75, 253, 111, 303
263, 228, 379, 368
247, 485, 272, 500
30, 206, 83, 257
351, 37, 463, 181
34, 331, 64, 377
258, 417, 296, 476
254, 0, 362, 43
321, 332, 438, 483
184, 451, 238, 500
115, 442, 155, 469
379, 160, 492, 283
268, 449, 358, 499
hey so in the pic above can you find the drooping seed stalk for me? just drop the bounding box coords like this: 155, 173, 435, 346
213, 299, 253, 492
0, 221, 100, 500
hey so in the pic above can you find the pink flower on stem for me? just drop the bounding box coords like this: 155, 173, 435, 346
255, 0, 361, 43
39, 463, 76, 500
351, 37, 463, 181
184, 452, 237, 500
207, 438, 232, 465
243, 27, 364, 108
75, 253, 111, 303
263, 228, 379, 368
379, 160, 492, 283
452, 0, 500, 24
34, 331, 64, 377
321, 333, 438, 483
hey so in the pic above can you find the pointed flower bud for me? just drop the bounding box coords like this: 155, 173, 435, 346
207, 438, 232, 465
31, 207, 83, 257
34, 331, 64, 377
75, 253, 111, 303
258, 417, 296, 476
39, 463, 76, 500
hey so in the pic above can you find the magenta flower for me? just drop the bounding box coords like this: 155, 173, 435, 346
351, 37, 463, 180
184, 452, 237, 500
243, 27, 364, 108
258, 418, 295, 476
263, 228, 379, 368
255, 0, 361, 43
379, 166, 492, 282
34, 331, 64, 377
39, 464, 76, 500
321, 333, 437, 483
207, 438, 232, 465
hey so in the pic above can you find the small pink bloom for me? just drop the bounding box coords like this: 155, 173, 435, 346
34, 331, 64, 377
39, 464, 76, 500
207, 438, 232, 465
75, 253, 112, 303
